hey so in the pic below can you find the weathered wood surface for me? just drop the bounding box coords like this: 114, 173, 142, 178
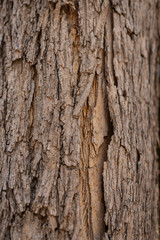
0, 0, 159, 239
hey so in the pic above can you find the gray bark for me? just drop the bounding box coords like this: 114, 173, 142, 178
0, 0, 159, 239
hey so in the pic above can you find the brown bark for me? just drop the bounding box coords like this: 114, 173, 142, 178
0, 0, 159, 239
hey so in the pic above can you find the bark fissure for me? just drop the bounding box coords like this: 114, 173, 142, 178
109, 0, 118, 88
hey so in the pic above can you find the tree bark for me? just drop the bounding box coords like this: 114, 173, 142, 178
0, 0, 159, 239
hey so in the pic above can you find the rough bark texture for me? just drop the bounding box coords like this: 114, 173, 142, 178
0, 0, 159, 240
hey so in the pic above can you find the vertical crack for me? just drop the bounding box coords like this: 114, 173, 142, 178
55, 54, 61, 101
102, 16, 114, 239
109, 0, 118, 87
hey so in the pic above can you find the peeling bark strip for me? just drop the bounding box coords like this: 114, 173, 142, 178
79, 73, 112, 240
0, 0, 159, 240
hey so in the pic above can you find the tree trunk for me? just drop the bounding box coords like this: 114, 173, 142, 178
0, 0, 159, 239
